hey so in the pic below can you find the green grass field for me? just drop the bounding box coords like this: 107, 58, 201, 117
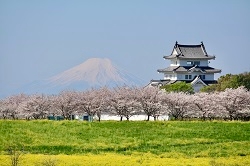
0, 120, 250, 165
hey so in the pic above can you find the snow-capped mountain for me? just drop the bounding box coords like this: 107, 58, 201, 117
18, 58, 145, 95
50, 58, 134, 86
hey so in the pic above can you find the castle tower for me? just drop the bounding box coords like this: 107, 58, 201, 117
151, 42, 221, 92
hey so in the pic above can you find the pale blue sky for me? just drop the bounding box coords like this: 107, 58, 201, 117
1, 0, 250, 97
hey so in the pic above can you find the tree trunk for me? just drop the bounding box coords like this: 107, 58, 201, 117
120, 116, 123, 121
202, 116, 206, 121
154, 116, 157, 121
147, 115, 150, 121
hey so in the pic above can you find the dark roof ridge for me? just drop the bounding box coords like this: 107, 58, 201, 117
173, 66, 181, 71
177, 44, 202, 47
175, 41, 204, 47
174, 42, 183, 56
201, 42, 208, 55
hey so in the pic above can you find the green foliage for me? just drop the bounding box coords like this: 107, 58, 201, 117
0, 120, 249, 158
6, 145, 24, 166
39, 156, 57, 166
161, 82, 194, 94
201, 72, 250, 92
217, 74, 240, 91
200, 84, 217, 93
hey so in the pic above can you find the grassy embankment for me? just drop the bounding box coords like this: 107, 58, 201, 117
0, 120, 249, 165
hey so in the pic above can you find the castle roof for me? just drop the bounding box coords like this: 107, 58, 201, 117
150, 76, 217, 87
157, 65, 221, 74
185, 75, 218, 85
149, 79, 171, 87
163, 42, 215, 60
191, 75, 207, 86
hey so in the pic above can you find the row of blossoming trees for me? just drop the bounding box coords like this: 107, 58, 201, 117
1, 86, 250, 121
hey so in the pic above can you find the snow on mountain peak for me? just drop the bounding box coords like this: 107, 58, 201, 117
49, 58, 140, 87
14, 58, 145, 95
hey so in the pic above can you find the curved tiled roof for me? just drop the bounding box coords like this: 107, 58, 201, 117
164, 42, 215, 60
157, 65, 221, 74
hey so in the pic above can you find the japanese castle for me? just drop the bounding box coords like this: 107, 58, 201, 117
150, 41, 221, 92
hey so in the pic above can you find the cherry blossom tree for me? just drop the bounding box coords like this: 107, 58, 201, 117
161, 92, 192, 120
21, 94, 51, 119
76, 89, 96, 118
190, 92, 220, 120
0, 94, 28, 119
1, 84, 250, 122
216, 87, 250, 120
0, 99, 7, 119
76, 87, 111, 121
137, 87, 164, 121
94, 87, 111, 121
51, 91, 78, 119
109, 86, 141, 121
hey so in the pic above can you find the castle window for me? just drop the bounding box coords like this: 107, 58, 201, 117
194, 61, 200, 65
187, 61, 200, 65
185, 75, 192, 80
200, 75, 205, 79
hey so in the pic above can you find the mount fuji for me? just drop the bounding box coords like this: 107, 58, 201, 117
18, 58, 145, 94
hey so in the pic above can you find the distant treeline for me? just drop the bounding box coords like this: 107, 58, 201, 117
201, 72, 250, 92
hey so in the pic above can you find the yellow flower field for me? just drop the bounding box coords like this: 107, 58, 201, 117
1, 121, 249, 165
0, 153, 249, 166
